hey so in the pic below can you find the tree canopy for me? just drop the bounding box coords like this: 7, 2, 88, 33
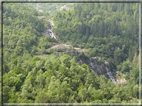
2, 3, 140, 104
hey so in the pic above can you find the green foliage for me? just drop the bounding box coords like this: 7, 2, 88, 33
4, 53, 138, 103
53, 3, 138, 66
2, 3, 140, 104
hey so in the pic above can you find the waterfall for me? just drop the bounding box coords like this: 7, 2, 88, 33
50, 32, 56, 39
89, 60, 116, 84
46, 19, 57, 39
47, 29, 56, 39
104, 61, 116, 84
90, 63, 95, 69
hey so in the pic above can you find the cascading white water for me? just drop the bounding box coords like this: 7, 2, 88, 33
90, 63, 95, 69
106, 68, 116, 84
47, 29, 56, 39
46, 19, 57, 39
104, 61, 116, 84
49, 19, 54, 27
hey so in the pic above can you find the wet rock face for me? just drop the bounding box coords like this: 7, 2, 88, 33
79, 57, 117, 84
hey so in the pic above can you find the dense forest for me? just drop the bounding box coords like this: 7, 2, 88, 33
2, 2, 141, 104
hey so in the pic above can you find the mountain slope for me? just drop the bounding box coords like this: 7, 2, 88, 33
2, 3, 140, 103
53, 3, 139, 65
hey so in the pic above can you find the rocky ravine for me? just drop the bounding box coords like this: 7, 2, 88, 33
37, 16, 126, 85
48, 44, 119, 84
78, 56, 127, 85
77, 56, 116, 84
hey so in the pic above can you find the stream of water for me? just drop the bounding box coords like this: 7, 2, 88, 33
46, 19, 57, 39
104, 61, 116, 84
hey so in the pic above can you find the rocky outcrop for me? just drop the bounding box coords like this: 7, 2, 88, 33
49, 44, 117, 84
78, 56, 117, 84
47, 42, 117, 84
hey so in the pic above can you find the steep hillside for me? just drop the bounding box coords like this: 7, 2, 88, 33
53, 3, 139, 65
2, 3, 140, 104
52, 2, 140, 90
